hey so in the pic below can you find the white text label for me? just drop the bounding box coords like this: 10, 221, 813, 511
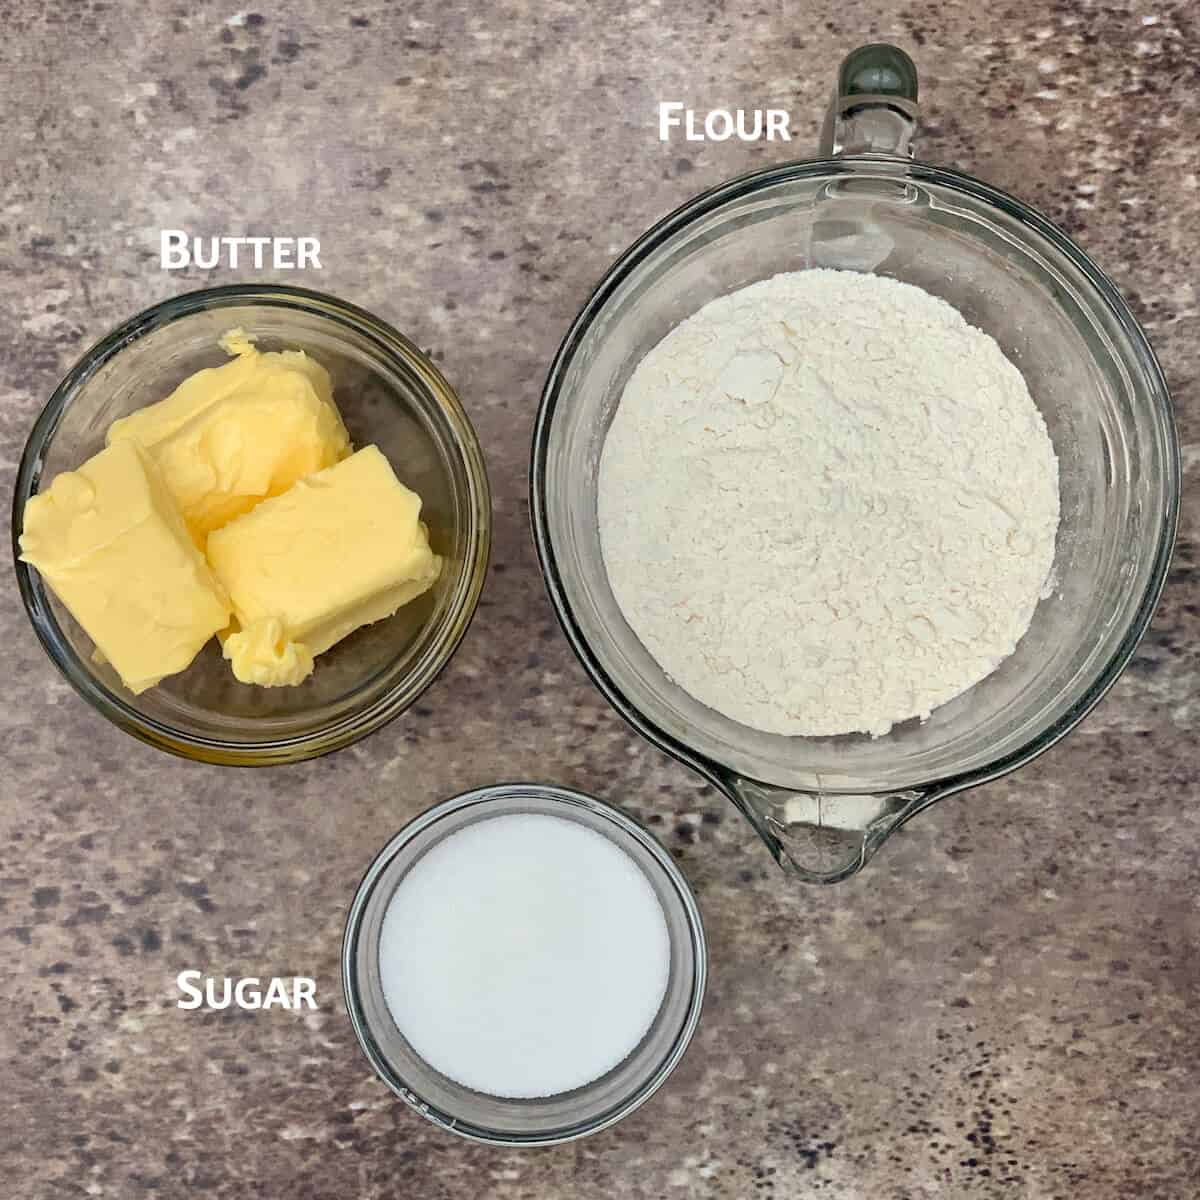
160, 231, 322, 271
176, 970, 318, 1011
658, 102, 792, 143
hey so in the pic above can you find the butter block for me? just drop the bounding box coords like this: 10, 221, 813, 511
206, 445, 442, 687
106, 329, 351, 544
19, 440, 232, 694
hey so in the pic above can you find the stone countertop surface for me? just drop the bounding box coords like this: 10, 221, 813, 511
1, 1, 1197, 1196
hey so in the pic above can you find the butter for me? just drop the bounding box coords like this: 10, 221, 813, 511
23, 334, 438, 697
222, 616, 315, 688
207, 445, 442, 687
19, 440, 232, 694
106, 329, 350, 545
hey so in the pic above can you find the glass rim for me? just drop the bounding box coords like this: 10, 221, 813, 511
11, 283, 492, 766
530, 155, 1181, 801
341, 783, 708, 1146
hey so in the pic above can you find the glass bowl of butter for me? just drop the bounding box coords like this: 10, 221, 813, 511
12, 285, 491, 764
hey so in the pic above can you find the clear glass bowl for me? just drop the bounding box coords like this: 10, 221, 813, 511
342, 784, 707, 1145
532, 156, 1180, 882
12, 285, 491, 765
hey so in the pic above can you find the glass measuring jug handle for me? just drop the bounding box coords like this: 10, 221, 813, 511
819, 42, 919, 158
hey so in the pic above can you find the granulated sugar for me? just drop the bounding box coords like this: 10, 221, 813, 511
378, 813, 670, 1098
598, 269, 1060, 737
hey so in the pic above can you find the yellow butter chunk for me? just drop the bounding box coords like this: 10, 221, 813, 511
206, 445, 442, 687
19, 440, 232, 694
106, 329, 351, 544
222, 616, 315, 688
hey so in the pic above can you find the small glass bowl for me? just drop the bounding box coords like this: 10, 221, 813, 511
11, 285, 491, 765
342, 784, 707, 1145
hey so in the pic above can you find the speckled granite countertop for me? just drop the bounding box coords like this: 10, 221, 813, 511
2, 1, 1198, 1196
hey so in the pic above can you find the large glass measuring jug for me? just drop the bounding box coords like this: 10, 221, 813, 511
532, 45, 1179, 883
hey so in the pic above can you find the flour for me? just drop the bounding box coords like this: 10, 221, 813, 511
598, 269, 1060, 738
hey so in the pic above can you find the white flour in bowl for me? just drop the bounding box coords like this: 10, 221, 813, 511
598, 269, 1059, 738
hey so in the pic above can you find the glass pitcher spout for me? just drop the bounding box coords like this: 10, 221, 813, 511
718, 775, 932, 884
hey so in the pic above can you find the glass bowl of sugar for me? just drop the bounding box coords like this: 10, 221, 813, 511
342, 784, 707, 1145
